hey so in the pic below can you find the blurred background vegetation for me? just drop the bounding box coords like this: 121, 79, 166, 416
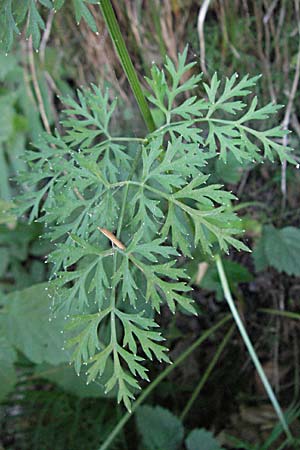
1, 1, 300, 449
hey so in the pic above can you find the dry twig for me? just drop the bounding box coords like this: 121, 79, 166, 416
281, 0, 300, 208
197, 0, 212, 77
28, 36, 51, 135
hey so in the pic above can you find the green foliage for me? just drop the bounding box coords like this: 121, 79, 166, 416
1, 385, 119, 450
226, 405, 300, 449
59, 0, 99, 32
136, 405, 224, 450
17, 49, 292, 410
0, 0, 99, 52
253, 225, 300, 276
0, 46, 74, 213
0, 336, 17, 401
214, 152, 245, 184
35, 361, 114, 398
136, 405, 184, 450
0, 200, 16, 225
200, 260, 253, 301
0, 52, 42, 202
0, 222, 50, 293
185, 428, 224, 450
0, 0, 49, 51
0, 282, 117, 400
2, 283, 70, 364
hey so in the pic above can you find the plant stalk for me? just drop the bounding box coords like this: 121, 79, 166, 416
99, 0, 155, 133
215, 254, 292, 440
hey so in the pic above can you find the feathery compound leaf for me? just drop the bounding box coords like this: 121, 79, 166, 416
147, 56, 294, 164
17, 48, 293, 409
0, 0, 19, 52
146, 46, 203, 123
72, 0, 98, 32
0, 0, 99, 52
201, 73, 294, 163
0, 0, 48, 51
66, 308, 169, 410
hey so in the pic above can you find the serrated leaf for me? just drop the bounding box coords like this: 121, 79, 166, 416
253, 225, 300, 276
136, 405, 184, 450
73, 0, 97, 32
26, 0, 45, 49
1, 0, 99, 52
185, 428, 224, 450
146, 46, 202, 122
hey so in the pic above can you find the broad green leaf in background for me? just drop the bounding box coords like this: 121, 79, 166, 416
0, 52, 42, 201
0, 336, 17, 401
35, 360, 115, 398
215, 152, 245, 184
0, 223, 42, 263
135, 405, 224, 450
0, 53, 16, 80
0, 222, 49, 292
185, 428, 224, 450
0, 102, 14, 144
0, 200, 16, 226
253, 225, 300, 276
3, 283, 70, 365
200, 260, 253, 301
0, 248, 9, 277
136, 405, 184, 450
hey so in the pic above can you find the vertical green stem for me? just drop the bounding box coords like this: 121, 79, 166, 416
99, 0, 155, 132
215, 254, 292, 440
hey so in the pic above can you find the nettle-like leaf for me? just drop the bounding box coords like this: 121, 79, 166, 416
253, 225, 300, 276
136, 405, 184, 450
17, 49, 293, 409
185, 428, 224, 450
0, 0, 98, 52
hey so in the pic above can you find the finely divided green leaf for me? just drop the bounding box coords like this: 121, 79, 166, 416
16, 49, 293, 410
